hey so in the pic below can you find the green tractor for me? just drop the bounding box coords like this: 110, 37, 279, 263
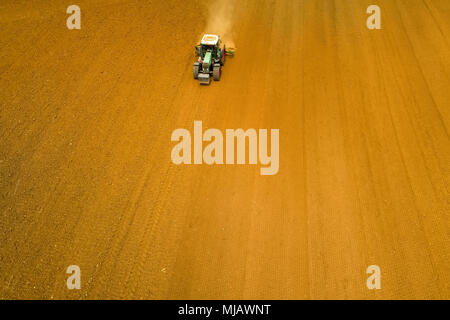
193, 34, 235, 85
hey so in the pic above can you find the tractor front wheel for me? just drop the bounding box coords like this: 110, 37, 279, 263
213, 64, 221, 81
193, 63, 199, 79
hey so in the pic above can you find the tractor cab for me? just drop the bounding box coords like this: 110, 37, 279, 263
196, 45, 214, 60
196, 34, 221, 60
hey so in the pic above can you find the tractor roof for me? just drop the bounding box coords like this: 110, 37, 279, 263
201, 34, 219, 46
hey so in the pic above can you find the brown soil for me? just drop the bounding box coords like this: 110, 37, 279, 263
0, 0, 449, 299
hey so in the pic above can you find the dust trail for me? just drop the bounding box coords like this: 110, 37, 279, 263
203, 0, 236, 48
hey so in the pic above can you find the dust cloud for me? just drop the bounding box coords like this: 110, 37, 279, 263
203, 0, 236, 48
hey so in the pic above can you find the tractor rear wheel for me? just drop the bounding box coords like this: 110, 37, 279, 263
213, 64, 221, 81
193, 63, 199, 79
221, 45, 226, 65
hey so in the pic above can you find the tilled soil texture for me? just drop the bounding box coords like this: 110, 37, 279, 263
0, 0, 449, 299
